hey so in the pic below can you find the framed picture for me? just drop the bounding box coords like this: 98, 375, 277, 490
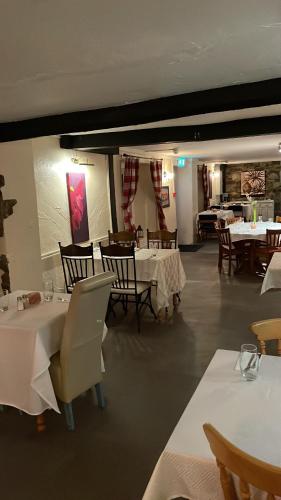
241, 170, 265, 196
66, 172, 89, 243
160, 186, 170, 208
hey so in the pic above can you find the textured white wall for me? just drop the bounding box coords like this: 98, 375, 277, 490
32, 137, 111, 286
0, 140, 43, 290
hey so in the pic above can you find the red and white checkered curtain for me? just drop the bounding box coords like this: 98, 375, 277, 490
150, 160, 167, 230
202, 164, 209, 210
121, 156, 139, 231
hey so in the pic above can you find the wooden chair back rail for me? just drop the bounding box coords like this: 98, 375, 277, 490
100, 243, 137, 291
59, 242, 94, 291
216, 228, 232, 248
204, 424, 281, 499
266, 229, 281, 248
249, 319, 281, 355
108, 230, 136, 246
147, 229, 177, 249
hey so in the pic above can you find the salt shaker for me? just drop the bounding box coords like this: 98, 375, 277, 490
17, 296, 24, 311
22, 294, 29, 309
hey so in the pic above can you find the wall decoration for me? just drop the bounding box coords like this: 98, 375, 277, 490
66, 172, 89, 243
160, 186, 170, 208
241, 170, 266, 196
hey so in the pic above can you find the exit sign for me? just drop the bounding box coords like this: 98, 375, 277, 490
177, 157, 186, 168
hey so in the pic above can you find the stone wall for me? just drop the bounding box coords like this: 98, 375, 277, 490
225, 161, 281, 213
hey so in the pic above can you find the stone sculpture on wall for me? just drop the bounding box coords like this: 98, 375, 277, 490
0, 175, 17, 291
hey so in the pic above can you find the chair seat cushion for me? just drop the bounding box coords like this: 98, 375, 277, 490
111, 281, 151, 295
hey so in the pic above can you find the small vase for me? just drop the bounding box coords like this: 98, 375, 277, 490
250, 222, 256, 229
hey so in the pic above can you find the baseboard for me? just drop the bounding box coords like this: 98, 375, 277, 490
179, 244, 203, 252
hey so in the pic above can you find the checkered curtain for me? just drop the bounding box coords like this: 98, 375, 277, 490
202, 164, 209, 210
150, 160, 167, 230
121, 156, 139, 231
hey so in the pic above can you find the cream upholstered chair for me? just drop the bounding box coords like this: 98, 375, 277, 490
50, 272, 115, 430
249, 318, 281, 355
204, 423, 281, 499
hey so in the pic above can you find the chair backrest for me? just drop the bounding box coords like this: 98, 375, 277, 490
100, 243, 137, 293
275, 216, 281, 223
228, 204, 243, 213
59, 242, 95, 293
59, 272, 116, 401
147, 229, 177, 249
108, 230, 136, 246
215, 219, 226, 229
249, 318, 281, 355
216, 227, 231, 248
210, 205, 221, 209
266, 229, 281, 248
203, 423, 281, 499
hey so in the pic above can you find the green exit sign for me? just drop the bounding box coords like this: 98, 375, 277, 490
177, 158, 186, 168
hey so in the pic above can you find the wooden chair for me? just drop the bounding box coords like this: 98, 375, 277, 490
203, 423, 281, 499
198, 214, 217, 240
255, 229, 281, 269
108, 230, 137, 247
249, 318, 281, 355
147, 229, 177, 249
216, 228, 242, 276
275, 216, 281, 223
228, 204, 243, 217
59, 242, 95, 293
210, 205, 221, 210
99, 243, 156, 333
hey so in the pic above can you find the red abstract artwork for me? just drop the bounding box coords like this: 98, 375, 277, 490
66, 173, 89, 243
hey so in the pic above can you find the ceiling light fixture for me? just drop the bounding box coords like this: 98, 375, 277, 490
71, 157, 95, 166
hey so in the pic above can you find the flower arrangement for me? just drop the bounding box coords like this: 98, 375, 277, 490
245, 193, 257, 226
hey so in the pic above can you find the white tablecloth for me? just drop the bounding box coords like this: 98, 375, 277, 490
0, 290, 107, 415
94, 248, 187, 311
261, 251, 281, 294
143, 349, 281, 500
198, 209, 234, 220
229, 221, 281, 242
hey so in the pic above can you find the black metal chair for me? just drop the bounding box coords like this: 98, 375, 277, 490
147, 229, 177, 249
59, 242, 95, 293
228, 205, 243, 217
108, 230, 137, 247
198, 214, 217, 240
209, 205, 221, 210
99, 243, 156, 333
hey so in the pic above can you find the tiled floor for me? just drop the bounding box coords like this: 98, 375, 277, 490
1, 241, 280, 500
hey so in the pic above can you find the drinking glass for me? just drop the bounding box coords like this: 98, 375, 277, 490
258, 216, 262, 223
0, 289, 9, 312
43, 280, 54, 302
239, 344, 259, 381
268, 218, 273, 223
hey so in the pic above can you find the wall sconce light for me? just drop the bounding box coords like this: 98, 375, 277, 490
278, 143, 281, 153
71, 157, 95, 166
162, 171, 174, 181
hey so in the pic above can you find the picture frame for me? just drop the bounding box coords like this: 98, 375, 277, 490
160, 186, 170, 208
66, 172, 90, 243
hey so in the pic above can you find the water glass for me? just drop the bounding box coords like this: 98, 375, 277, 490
0, 289, 9, 312
268, 217, 273, 223
239, 344, 259, 381
258, 216, 263, 223
43, 280, 54, 302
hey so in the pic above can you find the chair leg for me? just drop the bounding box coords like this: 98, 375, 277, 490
218, 250, 222, 273
228, 254, 232, 276
64, 402, 75, 431
148, 288, 157, 319
95, 383, 106, 409
135, 295, 141, 333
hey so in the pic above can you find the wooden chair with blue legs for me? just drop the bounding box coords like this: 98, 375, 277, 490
50, 272, 116, 431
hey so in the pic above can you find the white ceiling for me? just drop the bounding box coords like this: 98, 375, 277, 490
126, 134, 281, 163
1, 0, 281, 123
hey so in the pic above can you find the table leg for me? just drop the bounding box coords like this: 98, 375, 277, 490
36, 413, 46, 432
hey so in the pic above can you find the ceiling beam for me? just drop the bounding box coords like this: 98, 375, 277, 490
2, 77, 281, 142
60, 115, 281, 149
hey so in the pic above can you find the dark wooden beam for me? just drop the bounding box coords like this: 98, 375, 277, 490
108, 154, 118, 233
1, 77, 281, 142
60, 115, 281, 149
87, 147, 119, 155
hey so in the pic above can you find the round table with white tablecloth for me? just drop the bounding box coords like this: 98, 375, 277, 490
228, 221, 281, 242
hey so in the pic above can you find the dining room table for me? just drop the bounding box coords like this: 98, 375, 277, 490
228, 221, 281, 273
93, 246, 187, 311
261, 251, 281, 294
0, 290, 107, 431
197, 209, 234, 221
142, 349, 281, 500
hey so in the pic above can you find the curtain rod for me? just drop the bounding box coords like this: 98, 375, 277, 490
122, 153, 163, 161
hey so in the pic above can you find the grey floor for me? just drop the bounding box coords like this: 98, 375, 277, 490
1, 241, 280, 500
